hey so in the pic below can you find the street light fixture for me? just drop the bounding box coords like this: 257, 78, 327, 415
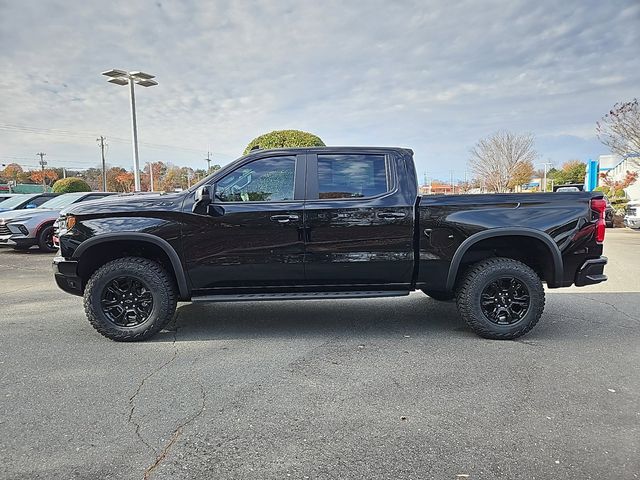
101, 68, 158, 191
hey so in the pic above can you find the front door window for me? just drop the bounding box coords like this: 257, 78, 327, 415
217, 156, 296, 202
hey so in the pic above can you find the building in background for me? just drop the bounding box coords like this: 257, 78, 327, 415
598, 154, 640, 201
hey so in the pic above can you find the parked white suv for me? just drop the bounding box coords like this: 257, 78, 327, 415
624, 201, 640, 229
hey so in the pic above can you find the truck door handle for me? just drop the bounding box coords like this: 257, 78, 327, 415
377, 212, 406, 219
270, 214, 299, 223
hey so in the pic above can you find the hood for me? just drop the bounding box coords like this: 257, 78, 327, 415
62, 192, 187, 216
0, 208, 60, 223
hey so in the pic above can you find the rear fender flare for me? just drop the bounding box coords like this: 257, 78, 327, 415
445, 227, 563, 291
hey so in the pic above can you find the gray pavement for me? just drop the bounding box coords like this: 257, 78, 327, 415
0, 229, 638, 480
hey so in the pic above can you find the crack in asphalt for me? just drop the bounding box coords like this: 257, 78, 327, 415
565, 293, 640, 325
127, 322, 180, 456
143, 382, 207, 480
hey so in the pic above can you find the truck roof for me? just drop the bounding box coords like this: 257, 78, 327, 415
242, 146, 414, 158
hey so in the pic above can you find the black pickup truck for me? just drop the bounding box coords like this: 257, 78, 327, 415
53, 147, 608, 341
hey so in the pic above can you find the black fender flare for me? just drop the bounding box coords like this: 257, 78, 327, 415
72, 232, 190, 299
445, 227, 563, 291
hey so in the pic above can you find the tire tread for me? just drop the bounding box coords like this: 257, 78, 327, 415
83, 257, 177, 341
456, 257, 545, 340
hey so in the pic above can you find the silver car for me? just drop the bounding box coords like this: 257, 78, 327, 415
0, 192, 115, 252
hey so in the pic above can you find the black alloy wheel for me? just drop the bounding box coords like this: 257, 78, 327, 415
480, 276, 530, 325
38, 225, 57, 252
84, 257, 177, 341
101, 277, 154, 327
456, 257, 545, 340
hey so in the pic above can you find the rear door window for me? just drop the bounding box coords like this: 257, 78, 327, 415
316, 154, 388, 199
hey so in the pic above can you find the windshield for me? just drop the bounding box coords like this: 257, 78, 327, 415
37, 193, 87, 209
0, 194, 37, 209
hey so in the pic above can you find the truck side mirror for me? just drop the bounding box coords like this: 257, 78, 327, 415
192, 185, 212, 214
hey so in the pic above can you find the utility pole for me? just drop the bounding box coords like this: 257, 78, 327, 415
63, 167, 67, 179
97, 136, 107, 191
205, 151, 212, 173
449, 170, 454, 195
149, 162, 154, 192
37, 152, 47, 191
540, 161, 553, 192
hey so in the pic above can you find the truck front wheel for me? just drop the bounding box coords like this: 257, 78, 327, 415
83, 257, 177, 341
456, 257, 545, 340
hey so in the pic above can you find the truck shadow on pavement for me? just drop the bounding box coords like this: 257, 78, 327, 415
148, 291, 640, 343
151, 294, 467, 342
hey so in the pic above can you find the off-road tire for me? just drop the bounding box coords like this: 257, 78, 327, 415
422, 290, 455, 301
37, 225, 57, 252
83, 257, 177, 341
456, 257, 545, 340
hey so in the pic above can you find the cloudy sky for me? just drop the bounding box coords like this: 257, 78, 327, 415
0, 0, 638, 181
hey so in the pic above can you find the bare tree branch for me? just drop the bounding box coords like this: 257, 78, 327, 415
596, 99, 640, 168
468, 131, 538, 192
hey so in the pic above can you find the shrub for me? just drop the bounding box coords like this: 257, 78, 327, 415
52, 177, 92, 193
243, 129, 325, 155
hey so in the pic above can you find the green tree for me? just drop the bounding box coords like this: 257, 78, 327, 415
551, 160, 587, 185
243, 130, 325, 155
52, 177, 92, 193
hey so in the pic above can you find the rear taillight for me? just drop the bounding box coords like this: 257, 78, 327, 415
591, 198, 606, 244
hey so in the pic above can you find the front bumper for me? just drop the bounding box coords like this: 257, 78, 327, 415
623, 216, 640, 229
574, 256, 608, 287
52, 256, 83, 296
0, 234, 36, 248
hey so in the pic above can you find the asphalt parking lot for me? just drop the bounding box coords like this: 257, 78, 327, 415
0, 229, 638, 480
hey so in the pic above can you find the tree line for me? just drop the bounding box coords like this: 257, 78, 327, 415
0, 162, 221, 193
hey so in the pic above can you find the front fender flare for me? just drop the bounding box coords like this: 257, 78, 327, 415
72, 232, 190, 299
445, 227, 564, 291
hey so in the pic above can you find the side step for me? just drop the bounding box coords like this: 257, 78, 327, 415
191, 290, 410, 303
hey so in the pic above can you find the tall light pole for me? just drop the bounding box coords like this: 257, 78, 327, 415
101, 69, 158, 191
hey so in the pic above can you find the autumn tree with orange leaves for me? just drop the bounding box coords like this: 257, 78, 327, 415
30, 169, 59, 187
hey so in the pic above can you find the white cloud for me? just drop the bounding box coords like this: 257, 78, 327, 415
0, 0, 638, 180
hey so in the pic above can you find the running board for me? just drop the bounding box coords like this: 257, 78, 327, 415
191, 290, 410, 303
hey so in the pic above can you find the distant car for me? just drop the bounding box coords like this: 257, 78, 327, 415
553, 183, 584, 192
0, 193, 58, 212
624, 201, 640, 229
604, 196, 614, 228
0, 193, 19, 202
0, 192, 115, 252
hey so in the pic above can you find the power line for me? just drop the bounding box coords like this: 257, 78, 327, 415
0, 123, 235, 159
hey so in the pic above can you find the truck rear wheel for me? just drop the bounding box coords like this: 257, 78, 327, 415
83, 257, 177, 341
456, 257, 545, 340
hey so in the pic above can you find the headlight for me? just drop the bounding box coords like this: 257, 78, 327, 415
65, 215, 76, 230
